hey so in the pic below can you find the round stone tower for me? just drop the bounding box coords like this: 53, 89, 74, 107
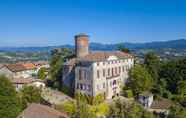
75, 33, 89, 58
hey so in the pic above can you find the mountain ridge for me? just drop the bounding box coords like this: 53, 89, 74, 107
0, 39, 186, 52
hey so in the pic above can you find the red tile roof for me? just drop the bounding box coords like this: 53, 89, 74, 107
22, 62, 36, 70
150, 98, 173, 110
10, 77, 44, 84
17, 103, 69, 118
5, 64, 26, 72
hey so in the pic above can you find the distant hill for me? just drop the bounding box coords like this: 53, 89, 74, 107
0, 39, 186, 52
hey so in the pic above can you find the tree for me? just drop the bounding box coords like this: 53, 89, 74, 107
159, 58, 186, 93
49, 48, 63, 81
168, 106, 186, 118
57, 92, 109, 118
57, 97, 96, 118
117, 44, 130, 53
0, 76, 21, 118
144, 52, 160, 81
109, 98, 156, 118
19, 86, 42, 108
128, 64, 153, 95
37, 67, 47, 80
176, 81, 186, 97
49, 48, 74, 89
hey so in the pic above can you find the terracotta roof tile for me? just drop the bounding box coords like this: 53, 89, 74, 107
150, 98, 173, 109
22, 62, 36, 70
5, 64, 26, 72
17, 103, 69, 118
10, 77, 44, 84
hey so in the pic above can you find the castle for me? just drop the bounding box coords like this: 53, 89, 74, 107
62, 33, 134, 99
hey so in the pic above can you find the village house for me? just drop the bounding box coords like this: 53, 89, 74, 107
33, 61, 50, 72
137, 92, 173, 116
0, 64, 28, 78
17, 62, 38, 76
138, 91, 154, 108
9, 77, 45, 91
17, 103, 69, 118
62, 33, 134, 99
0, 62, 42, 79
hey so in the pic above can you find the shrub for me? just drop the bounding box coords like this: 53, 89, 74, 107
124, 89, 133, 98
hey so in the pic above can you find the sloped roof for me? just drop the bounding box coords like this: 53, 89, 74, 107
63, 51, 133, 66
5, 64, 26, 72
150, 98, 173, 110
10, 77, 44, 84
33, 61, 49, 66
79, 51, 133, 62
17, 103, 69, 118
22, 62, 36, 70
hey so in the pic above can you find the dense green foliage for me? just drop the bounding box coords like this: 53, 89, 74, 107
128, 64, 153, 95
19, 86, 42, 109
56, 92, 109, 117
123, 89, 133, 98
49, 48, 73, 89
168, 106, 186, 118
109, 98, 157, 118
159, 58, 186, 93
0, 76, 21, 118
74, 92, 105, 105
117, 44, 130, 53
37, 67, 48, 80
144, 52, 160, 81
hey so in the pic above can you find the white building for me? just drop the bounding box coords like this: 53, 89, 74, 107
137, 91, 154, 108
62, 34, 134, 99
10, 77, 45, 91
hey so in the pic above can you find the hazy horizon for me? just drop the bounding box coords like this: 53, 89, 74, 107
1, 0, 186, 47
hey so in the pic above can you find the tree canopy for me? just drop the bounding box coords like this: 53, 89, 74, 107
19, 86, 42, 109
37, 67, 47, 80
128, 64, 153, 95
0, 76, 21, 118
109, 98, 157, 118
144, 52, 160, 81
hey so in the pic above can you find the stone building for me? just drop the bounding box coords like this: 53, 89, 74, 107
62, 33, 134, 99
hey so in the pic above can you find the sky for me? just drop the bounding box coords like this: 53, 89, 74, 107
0, 0, 186, 47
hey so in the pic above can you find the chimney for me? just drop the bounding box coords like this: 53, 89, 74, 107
75, 33, 89, 58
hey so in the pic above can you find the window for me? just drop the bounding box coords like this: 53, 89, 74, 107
115, 67, 117, 75
84, 70, 86, 79
79, 70, 82, 80
122, 66, 125, 72
97, 85, 99, 90
103, 83, 105, 88
87, 85, 91, 91
108, 68, 110, 76
103, 69, 105, 77
112, 68, 114, 76
119, 67, 121, 73
80, 84, 83, 90
113, 80, 117, 85
97, 62, 99, 66
76, 83, 79, 89
97, 70, 100, 78
82, 84, 84, 90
